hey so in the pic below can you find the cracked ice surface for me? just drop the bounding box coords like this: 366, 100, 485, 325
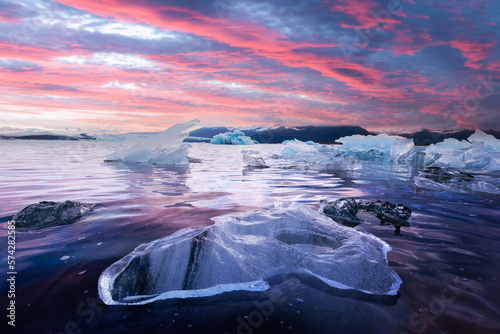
98, 202, 402, 305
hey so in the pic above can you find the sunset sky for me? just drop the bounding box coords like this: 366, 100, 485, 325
0, 0, 499, 133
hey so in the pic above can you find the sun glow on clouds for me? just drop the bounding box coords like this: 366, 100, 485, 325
0, 0, 499, 131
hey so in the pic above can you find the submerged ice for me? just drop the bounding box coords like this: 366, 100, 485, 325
12, 200, 95, 228
105, 120, 199, 165
98, 202, 402, 305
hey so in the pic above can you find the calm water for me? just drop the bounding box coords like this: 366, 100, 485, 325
0, 140, 499, 334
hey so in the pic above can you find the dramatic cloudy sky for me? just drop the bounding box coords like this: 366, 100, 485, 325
0, 0, 499, 132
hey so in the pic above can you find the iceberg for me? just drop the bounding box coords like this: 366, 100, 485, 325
468, 181, 500, 195
424, 138, 471, 156
423, 130, 500, 173
468, 129, 500, 152
282, 139, 362, 171
12, 200, 95, 229
390, 138, 415, 162
211, 131, 258, 145
337, 134, 400, 153
98, 202, 402, 305
336, 134, 415, 162
105, 120, 199, 165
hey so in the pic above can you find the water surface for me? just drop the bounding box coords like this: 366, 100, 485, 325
1, 140, 499, 334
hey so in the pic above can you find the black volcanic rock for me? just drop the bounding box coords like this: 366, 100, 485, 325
12, 200, 96, 229
319, 198, 412, 235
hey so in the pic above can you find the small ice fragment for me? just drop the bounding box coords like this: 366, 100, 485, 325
97, 242, 103, 246
468, 181, 500, 195
78, 237, 86, 240
79, 270, 87, 275
60, 256, 70, 261
243, 154, 267, 167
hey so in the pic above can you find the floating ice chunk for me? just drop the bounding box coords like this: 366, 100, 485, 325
486, 158, 500, 171
432, 149, 467, 169
413, 167, 499, 194
468, 130, 500, 152
390, 138, 415, 162
12, 200, 95, 228
337, 134, 400, 152
282, 139, 315, 146
211, 131, 258, 145
337, 134, 415, 163
282, 139, 361, 171
427, 141, 499, 172
105, 120, 199, 165
424, 138, 471, 156
98, 202, 402, 305
151, 143, 191, 166
282, 139, 318, 155
468, 181, 500, 194
319, 155, 362, 171
242, 154, 267, 167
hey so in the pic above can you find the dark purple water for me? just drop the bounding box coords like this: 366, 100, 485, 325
1, 141, 499, 334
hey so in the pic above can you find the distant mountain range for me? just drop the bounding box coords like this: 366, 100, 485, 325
2, 126, 499, 145
187, 125, 370, 144
187, 126, 500, 145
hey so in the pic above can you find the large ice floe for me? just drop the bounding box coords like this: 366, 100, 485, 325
415, 130, 500, 194
337, 134, 415, 162
211, 131, 258, 145
98, 202, 402, 305
12, 200, 95, 229
280, 139, 362, 171
422, 130, 500, 172
104, 120, 199, 165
